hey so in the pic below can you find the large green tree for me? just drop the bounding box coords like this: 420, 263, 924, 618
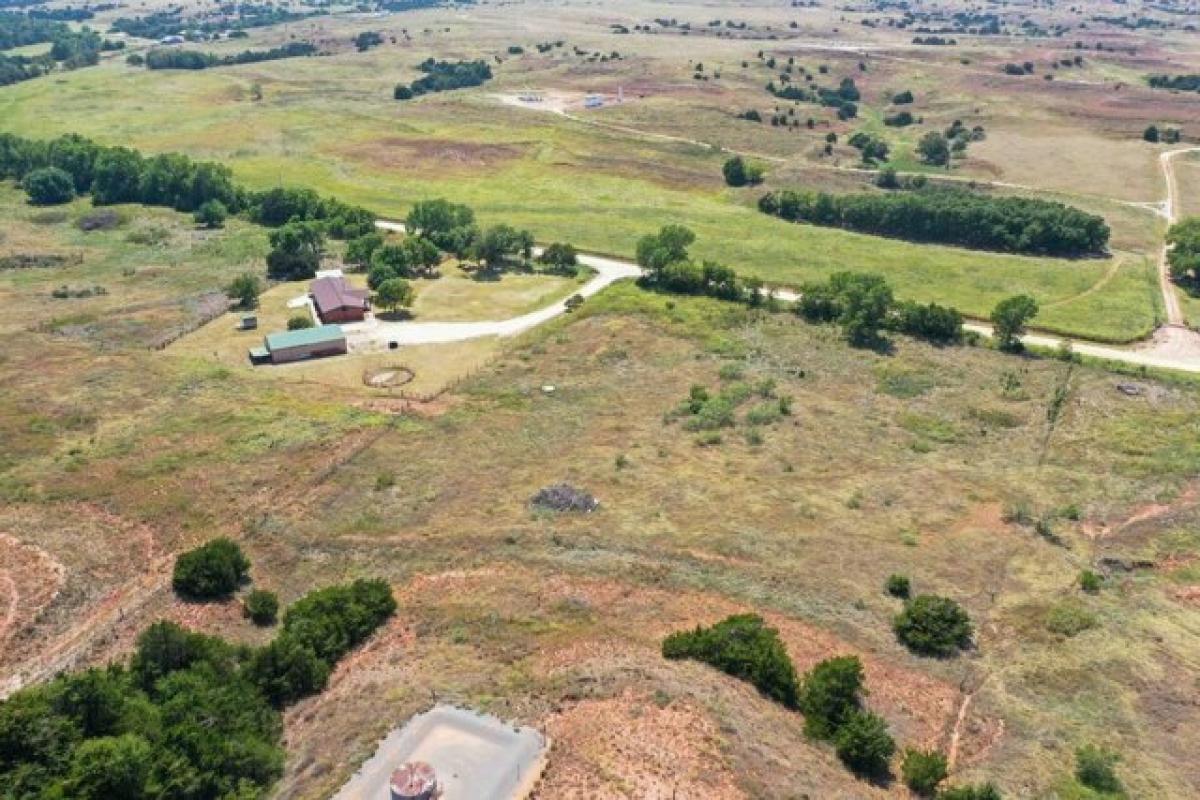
990, 294, 1039, 352
266, 221, 324, 281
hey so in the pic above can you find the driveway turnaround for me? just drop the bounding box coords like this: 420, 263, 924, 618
345, 243, 641, 349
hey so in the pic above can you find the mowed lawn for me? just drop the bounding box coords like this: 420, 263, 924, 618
0, 36, 1160, 341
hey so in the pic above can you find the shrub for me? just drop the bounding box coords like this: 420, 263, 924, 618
243, 589, 279, 626
834, 710, 895, 778
797, 655, 865, 739
662, 614, 799, 708
893, 595, 973, 657
901, 748, 948, 795
287, 315, 314, 331
939, 784, 1003, 800
281, 579, 397, 663
885, 574, 911, 598
23, 166, 76, 205
193, 199, 227, 229
723, 156, 764, 187
226, 273, 261, 309
1075, 744, 1122, 794
745, 401, 783, 426
245, 636, 329, 707
537, 242, 579, 274
171, 538, 250, 600
1044, 602, 1097, 637
1079, 569, 1102, 593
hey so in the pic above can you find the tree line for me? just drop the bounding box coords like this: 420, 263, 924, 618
110, 5, 317, 41
662, 610, 999, 797
758, 186, 1109, 257
0, 130, 376, 243
0, 18, 110, 86
393, 58, 492, 100
0, 536, 395, 800
140, 41, 317, 70
1147, 74, 1200, 92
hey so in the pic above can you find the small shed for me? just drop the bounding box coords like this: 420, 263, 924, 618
256, 325, 346, 364
240, 314, 258, 330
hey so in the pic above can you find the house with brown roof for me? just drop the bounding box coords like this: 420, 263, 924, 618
311, 276, 370, 324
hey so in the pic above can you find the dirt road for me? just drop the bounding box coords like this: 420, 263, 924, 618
1158, 148, 1200, 326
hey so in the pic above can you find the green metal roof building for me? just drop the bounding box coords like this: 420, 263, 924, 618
249, 324, 347, 365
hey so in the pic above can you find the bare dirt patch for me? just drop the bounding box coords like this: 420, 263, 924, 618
535, 690, 746, 800
338, 137, 526, 174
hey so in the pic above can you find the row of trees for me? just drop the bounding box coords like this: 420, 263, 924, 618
0, 571, 395, 799
1147, 74, 1200, 92
797, 271, 964, 346
0, 133, 376, 284
635, 225, 766, 304
661, 613, 994, 795
758, 187, 1110, 257
394, 58, 493, 100
141, 42, 317, 70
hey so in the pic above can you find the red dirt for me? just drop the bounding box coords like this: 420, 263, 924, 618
1082, 485, 1200, 539
535, 690, 747, 799
0, 534, 67, 678
337, 138, 526, 174
1172, 586, 1200, 606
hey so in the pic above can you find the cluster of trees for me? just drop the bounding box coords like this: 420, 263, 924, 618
142, 42, 317, 70
663, 613, 991, 793
0, 131, 230, 213
402, 198, 534, 271
1147, 74, 1200, 92
662, 614, 799, 707
635, 225, 766, 305
110, 5, 315, 41
0, 12, 68, 50
0, 16, 107, 86
0, 132, 379, 284
758, 186, 1109, 257
1167, 217, 1200, 291
797, 271, 963, 346
765, 75, 859, 120
393, 58, 492, 100
722, 155, 765, 187
252, 579, 396, 706
797, 656, 895, 779
848, 131, 890, 165
0, 576, 395, 799
1143, 124, 1183, 144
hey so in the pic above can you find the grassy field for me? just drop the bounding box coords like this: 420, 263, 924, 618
5, 3, 1200, 799
0, 0, 1187, 341
7, 257, 1200, 796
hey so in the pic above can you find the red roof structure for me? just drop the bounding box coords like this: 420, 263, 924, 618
311, 276, 370, 324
